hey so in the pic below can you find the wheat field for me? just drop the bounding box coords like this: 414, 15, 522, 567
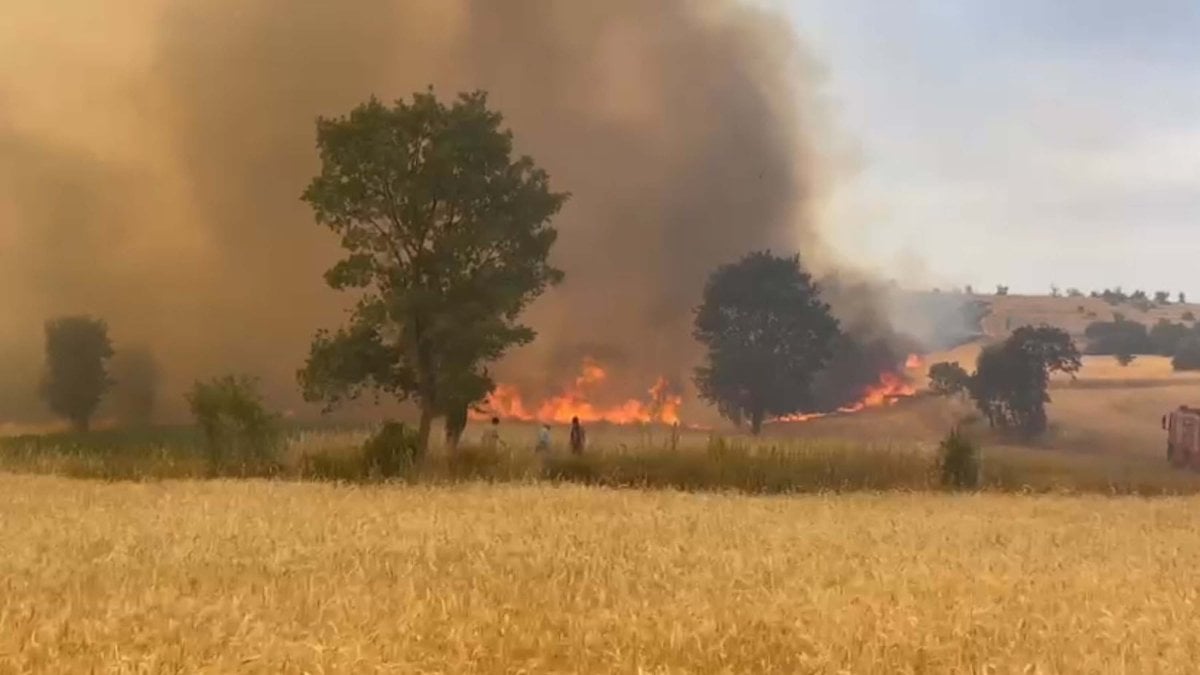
3, 474, 1200, 673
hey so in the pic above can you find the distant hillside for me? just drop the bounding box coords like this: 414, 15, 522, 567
971, 294, 1200, 341
913, 292, 1200, 388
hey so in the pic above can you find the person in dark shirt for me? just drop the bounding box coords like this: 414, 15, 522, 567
569, 416, 586, 455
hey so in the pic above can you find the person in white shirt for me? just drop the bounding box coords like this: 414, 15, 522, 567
481, 417, 503, 450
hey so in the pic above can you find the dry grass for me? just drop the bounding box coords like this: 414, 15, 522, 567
7, 405, 1200, 495
3, 474, 1200, 673
1037, 382, 1198, 458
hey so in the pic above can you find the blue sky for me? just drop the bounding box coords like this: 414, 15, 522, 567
777, 1, 1200, 295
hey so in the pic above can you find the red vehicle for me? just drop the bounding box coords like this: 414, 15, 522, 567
1163, 406, 1200, 469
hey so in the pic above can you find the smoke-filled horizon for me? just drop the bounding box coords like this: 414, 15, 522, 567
0, 1, 930, 427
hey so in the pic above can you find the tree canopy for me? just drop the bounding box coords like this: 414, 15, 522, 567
40, 316, 114, 432
1173, 337, 1200, 371
692, 251, 840, 434
969, 325, 1080, 436
1083, 316, 1150, 356
1149, 319, 1191, 356
1083, 316, 1200, 363
296, 89, 567, 451
927, 361, 971, 398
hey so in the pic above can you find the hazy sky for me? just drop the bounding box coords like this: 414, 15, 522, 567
777, 0, 1200, 296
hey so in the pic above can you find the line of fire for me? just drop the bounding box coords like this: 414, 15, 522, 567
470, 354, 925, 428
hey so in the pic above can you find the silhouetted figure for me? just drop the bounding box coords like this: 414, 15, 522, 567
482, 417, 502, 451
569, 416, 586, 455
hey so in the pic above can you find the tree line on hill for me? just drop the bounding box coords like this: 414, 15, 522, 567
1085, 288, 1186, 310
942, 285, 1188, 310
1081, 315, 1200, 370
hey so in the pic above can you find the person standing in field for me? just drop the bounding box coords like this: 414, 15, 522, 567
535, 424, 551, 454
569, 416, 586, 455
481, 417, 502, 451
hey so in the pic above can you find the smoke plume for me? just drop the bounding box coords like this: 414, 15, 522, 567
0, 0, 917, 426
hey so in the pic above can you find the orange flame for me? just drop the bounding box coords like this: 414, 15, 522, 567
776, 355, 921, 423
474, 357, 683, 426
482, 384, 532, 421
649, 376, 683, 425
833, 370, 917, 413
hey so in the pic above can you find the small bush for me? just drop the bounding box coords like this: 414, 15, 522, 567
1183, 311, 1196, 323
1131, 298, 1155, 313
928, 361, 971, 397
186, 375, 282, 475
939, 427, 981, 490
361, 421, 420, 478
1100, 288, 1126, 306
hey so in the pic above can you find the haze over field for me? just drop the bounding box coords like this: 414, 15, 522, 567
1, 1, 849, 425
3, 2, 1197, 430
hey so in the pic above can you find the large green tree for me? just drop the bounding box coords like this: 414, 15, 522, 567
969, 325, 1080, 436
297, 89, 567, 452
693, 251, 840, 434
40, 316, 114, 432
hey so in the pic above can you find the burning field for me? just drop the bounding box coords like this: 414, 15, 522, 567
472, 353, 926, 428
776, 354, 923, 423
470, 358, 683, 426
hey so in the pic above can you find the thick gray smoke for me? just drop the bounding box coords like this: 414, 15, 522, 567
460, 2, 827, 412
0, 1, 915, 426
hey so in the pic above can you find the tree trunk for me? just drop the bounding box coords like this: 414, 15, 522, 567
444, 401, 467, 453
750, 408, 764, 436
417, 405, 434, 456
